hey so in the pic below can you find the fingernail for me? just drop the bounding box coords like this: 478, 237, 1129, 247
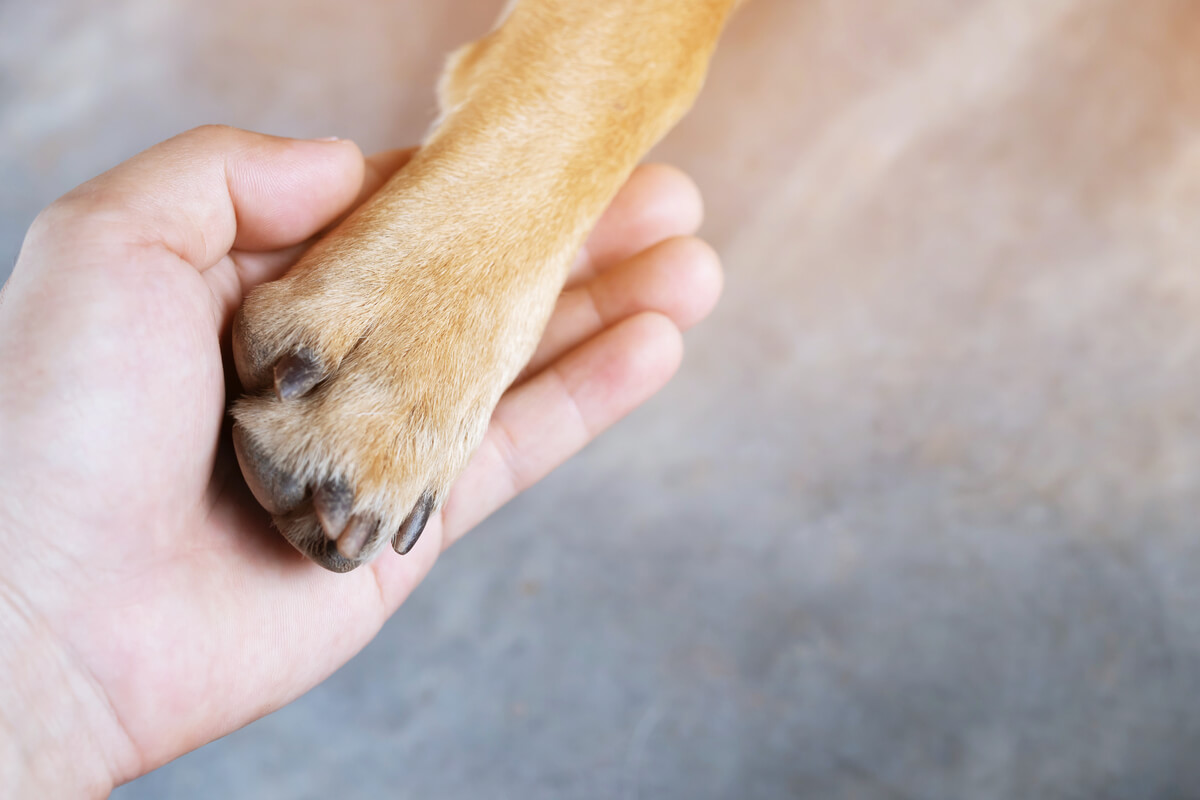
310, 136, 342, 142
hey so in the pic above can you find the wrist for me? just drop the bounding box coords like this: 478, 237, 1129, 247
0, 584, 134, 798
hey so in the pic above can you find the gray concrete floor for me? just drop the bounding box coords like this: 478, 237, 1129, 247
6, 0, 1200, 797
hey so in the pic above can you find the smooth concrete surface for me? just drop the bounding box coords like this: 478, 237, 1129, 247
6, 1, 1200, 797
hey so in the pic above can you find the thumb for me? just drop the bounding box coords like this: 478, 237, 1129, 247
46, 125, 366, 270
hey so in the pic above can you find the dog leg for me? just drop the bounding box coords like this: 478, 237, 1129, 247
231, 0, 738, 571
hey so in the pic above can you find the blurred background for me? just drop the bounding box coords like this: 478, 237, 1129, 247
6, 0, 1200, 797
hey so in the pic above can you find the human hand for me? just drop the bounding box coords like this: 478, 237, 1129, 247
0, 125, 721, 795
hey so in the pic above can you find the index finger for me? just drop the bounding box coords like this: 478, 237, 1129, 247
568, 163, 705, 287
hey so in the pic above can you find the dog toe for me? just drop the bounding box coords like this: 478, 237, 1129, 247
276, 512, 375, 573
232, 423, 308, 515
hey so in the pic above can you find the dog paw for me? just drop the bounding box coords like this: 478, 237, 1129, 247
230, 182, 567, 572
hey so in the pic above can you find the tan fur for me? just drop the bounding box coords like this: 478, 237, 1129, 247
231, 0, 740, 570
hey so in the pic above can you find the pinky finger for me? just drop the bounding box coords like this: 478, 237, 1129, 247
439, 312, 684, 547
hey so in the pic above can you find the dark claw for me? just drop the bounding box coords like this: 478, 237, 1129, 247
393, 491, 435, 555
232, 424, 306, 514
313, 478, 354, 541
337, 514, 376, 560
273, 350, 323, 400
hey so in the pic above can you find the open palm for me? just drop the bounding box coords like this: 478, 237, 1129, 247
0, 126, 721, 794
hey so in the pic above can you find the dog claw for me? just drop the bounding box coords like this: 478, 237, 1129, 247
313, 479, 354, 541
393, 491, 435, 555
232, 424, 306, 514
337, 514, 376, 560
274, 350, 323, 400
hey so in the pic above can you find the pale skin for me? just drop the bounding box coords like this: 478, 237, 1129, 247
0, 126, 722, 796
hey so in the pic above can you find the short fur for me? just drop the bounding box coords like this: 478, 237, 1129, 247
231, 0, 742, 570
